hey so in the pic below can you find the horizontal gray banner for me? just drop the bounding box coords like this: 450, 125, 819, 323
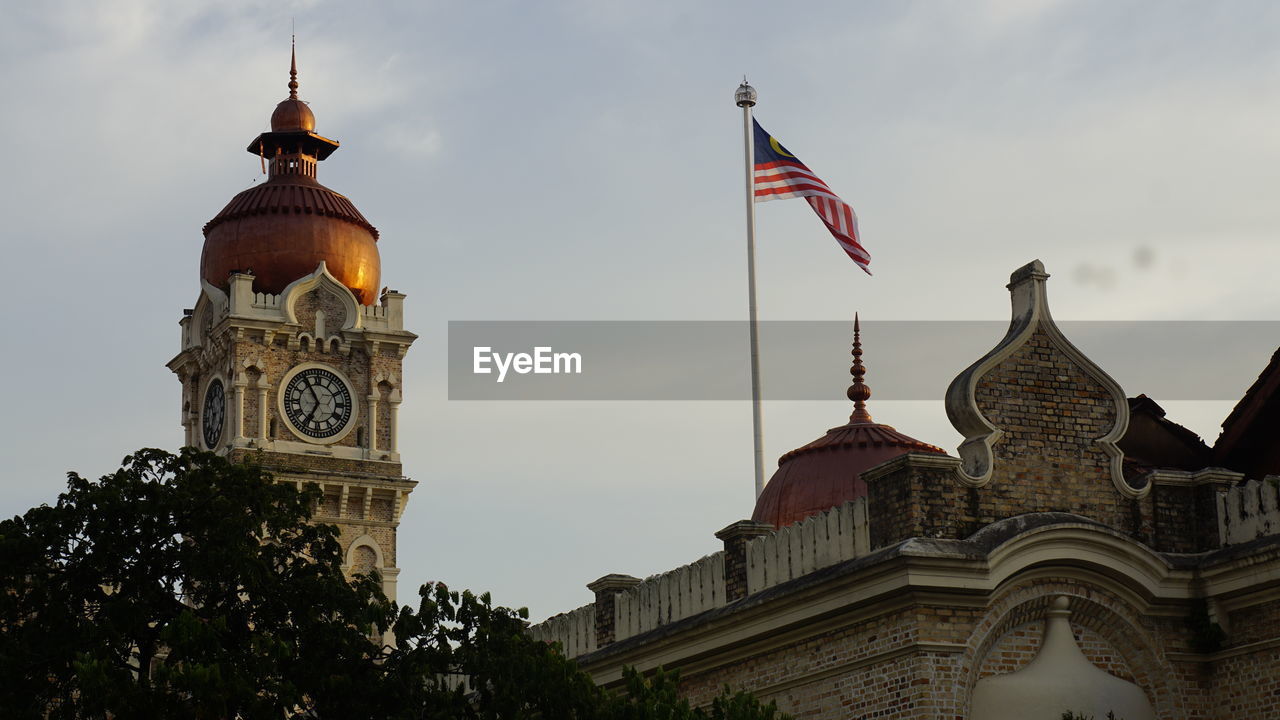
447, 321, 1275, 401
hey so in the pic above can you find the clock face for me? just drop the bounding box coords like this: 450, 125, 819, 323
282, 367, 354, 440
202, 378, 225, 449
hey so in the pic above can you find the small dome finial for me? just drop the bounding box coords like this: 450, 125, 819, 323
847, 313, 873, 422
288, 34, 299, 99
735, 79, 757, 108
269, 34, 316, 133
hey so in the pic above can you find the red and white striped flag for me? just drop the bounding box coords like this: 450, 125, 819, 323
753, 119, 870, 274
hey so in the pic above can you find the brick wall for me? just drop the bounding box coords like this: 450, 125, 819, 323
668, 578, 1184, 720
868, 330, 1158, 549
973, 330, 1151, 539
677, 606, 937, 719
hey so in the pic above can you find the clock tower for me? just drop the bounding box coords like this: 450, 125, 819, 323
167, 50, 417, 602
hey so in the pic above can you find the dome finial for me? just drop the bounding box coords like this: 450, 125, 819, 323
847, 313, 873, 423
288, 34, 299, 99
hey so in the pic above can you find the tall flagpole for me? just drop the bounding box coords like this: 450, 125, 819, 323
736, 80, 765, 499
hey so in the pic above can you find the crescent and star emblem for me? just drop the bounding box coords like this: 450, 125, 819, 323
768, 136, 796, 158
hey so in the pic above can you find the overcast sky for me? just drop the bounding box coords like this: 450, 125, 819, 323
2, 0, 1278, 621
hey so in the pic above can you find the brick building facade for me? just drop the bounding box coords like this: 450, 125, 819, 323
532, 260, 1280, 720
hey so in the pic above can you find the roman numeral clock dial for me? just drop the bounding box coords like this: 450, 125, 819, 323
280, 367, 355, 440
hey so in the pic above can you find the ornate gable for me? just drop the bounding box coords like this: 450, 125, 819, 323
946, 260, 1140, 498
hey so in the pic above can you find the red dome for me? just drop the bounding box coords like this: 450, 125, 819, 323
751, 419, 944, 529
751, 314, 947, 529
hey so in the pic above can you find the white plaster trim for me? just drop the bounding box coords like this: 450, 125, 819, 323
278, 262, 363, 331
275, 361, 361, 445
943, 260, 1141, 498
969, 596, 1157, 720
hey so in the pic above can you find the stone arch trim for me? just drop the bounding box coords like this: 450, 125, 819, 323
345, 534, 385, 569
191, 281, 230, 348
978, 518, 1175, 602
959, 577, 1182, 720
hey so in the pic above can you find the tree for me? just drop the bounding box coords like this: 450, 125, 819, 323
0, 448, 788, 720
379, 584, 789, 720
0, 448, 393, 718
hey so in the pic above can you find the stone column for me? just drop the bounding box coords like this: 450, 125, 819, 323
233, 374, 247, 441
586, 574, 642, 648
182, 378, 195, 447
382, 566, 401, 604
388, 391, 402, 454
367, 394, 379, 453
715, 520, 774, 602
256, 386, 269, 439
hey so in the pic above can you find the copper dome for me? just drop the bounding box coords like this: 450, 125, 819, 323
751, 317, 947, 529
271, 98, 316, 132
201, 176, 380, 304
200, 47, 380, 305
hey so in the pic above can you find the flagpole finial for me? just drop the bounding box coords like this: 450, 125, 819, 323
735, 81, 757, 108
847, 313, 873, 423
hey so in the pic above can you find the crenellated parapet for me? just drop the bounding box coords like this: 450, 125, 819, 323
529, 499, 872, 658
745, 497, 868, 594
1220, 477, 1280, 545
178, 263, 413, 355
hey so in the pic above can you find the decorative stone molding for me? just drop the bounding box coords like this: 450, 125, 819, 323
944, 260, 1140, 498
279, 262, 362, 332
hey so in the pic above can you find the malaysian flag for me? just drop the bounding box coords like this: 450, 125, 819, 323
753, 119, 870, 274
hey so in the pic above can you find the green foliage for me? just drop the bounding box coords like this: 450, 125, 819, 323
376, 582, 604, 719
605, 666, 786, 720
0, 449, 789, 720
0, 448, 393, 718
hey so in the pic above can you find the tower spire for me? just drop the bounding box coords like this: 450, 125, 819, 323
288, 35, 299, 99
847, 313, 873, 423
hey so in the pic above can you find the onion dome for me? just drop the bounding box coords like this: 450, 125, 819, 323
752, 315, 946, 529
200, 43, 381, 305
